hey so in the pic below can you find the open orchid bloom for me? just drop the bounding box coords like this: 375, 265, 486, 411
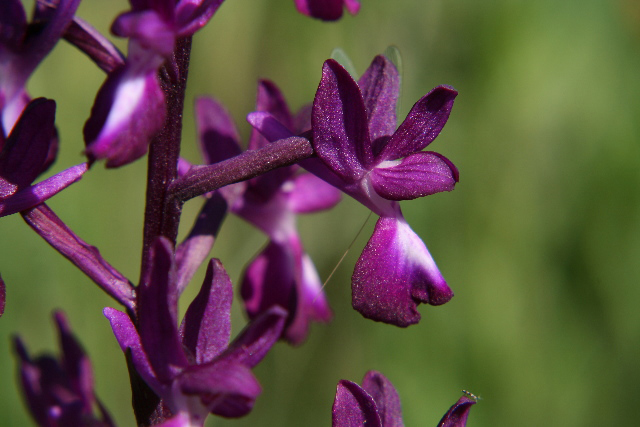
105, 238, 286, 425
194, 80, 340, 344
84, 0, 225, 168
0, 98, 87, 218
294, 0, 360, 21
0, 0, 81, 134
14, 311, 115, 427
249, 55, 458, 327
333, 371, 476, 427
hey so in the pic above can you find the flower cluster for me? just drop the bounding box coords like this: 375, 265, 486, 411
1, 0, 476, 426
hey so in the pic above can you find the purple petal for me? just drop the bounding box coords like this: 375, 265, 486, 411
352, 216, 453, 326
249, 80, 294, 150
0, 0, 27, 48
196, 96, 242, 165
378, 86, 457, 161
221, 306, 287, 368
0, 163, 87, 218
294, 0, 356, 21
174, 0, 225, 37
370, 151, 458, 201
103, 307, 163, 393
0, 274, 5, 316
437, 395, 477, 427
180, 259, 232, 365
63, 17, 125, 73
312, 59, 372, 180
54, 311, 94, 414
84, 65, 166, 168
246, 111, 294, 142
175, 194, 227, 293
288, 173, 341, 214
178, 359, 261, 418
111, 10, 175, 56
137, 238, 188, 382
0, 98, 56, 191
332, 380, 382, 427
344, 0, 360, 14
361, 371, 404, 427
357, 55, 400, 145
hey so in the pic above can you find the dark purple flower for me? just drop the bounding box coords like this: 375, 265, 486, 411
104, 238, 286, 425
0, 98, 87, 218
294, 0, 360, 21
14, 311, 115, 427
84, 0, 226, 168
332, 371, 476, 427
194, 80, 340, 344
249, 55, 458, 327
0, 0, 81, 133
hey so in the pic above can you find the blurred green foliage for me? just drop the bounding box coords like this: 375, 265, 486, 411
1, 0, 640, 425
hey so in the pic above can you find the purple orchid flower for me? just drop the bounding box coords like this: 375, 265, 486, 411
14, 311, 116, 427
333, 371, 476, 427
248, 55, 458, 327
84, 0, 225, 168
193, 80, 340, 345
0, 98, 87, 218
104, 238, 286, 425
0, 0, 81, 134
294, 0, 360, 21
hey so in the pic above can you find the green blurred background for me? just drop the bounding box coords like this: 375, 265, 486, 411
2, 0, 640, 425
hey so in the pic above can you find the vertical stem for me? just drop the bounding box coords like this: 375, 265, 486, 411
140, 36, 192, 284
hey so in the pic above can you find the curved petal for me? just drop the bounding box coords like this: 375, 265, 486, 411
221, 305, 287, 368
180, 259, 232, 365
103, 307, 162, 393
332, 380, 382, 427
0, 163, 87, 218
379, 86, 457, 161
195, 96, 242, 165
352, 216, 453, 326
294, 0, 345, 21
369, 151, 458, 201
358, 55, 400, 146
288, 173, 342, 214
361, 371, 404, 427
249, 79, 294, 150
178, 359, 261, 418
437, 395, 477, 427
84, 64, 166, 168
138, 238, 188, 382
312, 59, 371, 180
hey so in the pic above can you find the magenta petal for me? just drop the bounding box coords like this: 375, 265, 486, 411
370, 151, 458, 201
0, 163, 87, 218
180, 259, 232, 365
332, 380, 382, 427
195, 96, 242, 165
221, 306, 287, 368
361, 371, 404, 427
103, 307, 162, 393
111, 10, 175, 56
352, 216, 453, 326
249, 80, 294, 150
84, 66, 166, 168
294, 0, 346, 21
246, 112, 294, 143
64, 17, 126, 73
312, 59, 372, 180
437, 395, 477, 427
178, 360, 261, 418
137, 238, 188, 382
379, 86, 457, 161
357, 55, 400, 144
288, 173, 341, 214
0, 98, 56, 190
